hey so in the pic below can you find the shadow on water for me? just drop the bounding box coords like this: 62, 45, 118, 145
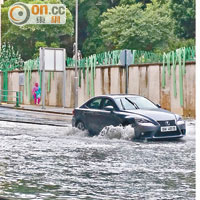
0, 196, 12, 200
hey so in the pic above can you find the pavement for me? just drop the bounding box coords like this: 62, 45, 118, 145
0, 102, 73, 115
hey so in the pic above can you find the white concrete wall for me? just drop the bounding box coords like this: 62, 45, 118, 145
0, 62, 196, 117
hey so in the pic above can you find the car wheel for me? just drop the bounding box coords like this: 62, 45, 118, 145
76, 121, 85, 131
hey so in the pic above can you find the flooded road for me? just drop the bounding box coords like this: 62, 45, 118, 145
0, 107, 71, 127
0, 120, 195, 200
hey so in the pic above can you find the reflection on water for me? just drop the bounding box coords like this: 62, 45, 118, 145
0, 120, 195, 200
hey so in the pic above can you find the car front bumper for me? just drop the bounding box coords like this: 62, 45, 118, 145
134, 121, 186, 140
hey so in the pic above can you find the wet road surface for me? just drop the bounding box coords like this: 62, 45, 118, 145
0, 107, 71, 127
0, 111, 195, 200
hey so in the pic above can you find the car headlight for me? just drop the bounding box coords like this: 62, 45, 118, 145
175, 114, 185, 125
135, 118, 155, 126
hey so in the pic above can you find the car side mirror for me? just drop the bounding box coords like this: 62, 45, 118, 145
104, 106, 114, 112
156, 104, 161, 108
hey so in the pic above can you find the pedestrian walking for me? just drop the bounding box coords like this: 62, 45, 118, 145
32, 82, 41, 104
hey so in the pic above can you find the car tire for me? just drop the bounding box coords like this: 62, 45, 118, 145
76, 121, 85, 131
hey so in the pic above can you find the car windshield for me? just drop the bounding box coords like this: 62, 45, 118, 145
117, 96, 158, 110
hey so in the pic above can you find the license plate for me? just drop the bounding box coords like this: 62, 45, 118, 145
161, 126, 177, 132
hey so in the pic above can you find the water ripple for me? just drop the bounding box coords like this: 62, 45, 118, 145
0, 120, 195, 200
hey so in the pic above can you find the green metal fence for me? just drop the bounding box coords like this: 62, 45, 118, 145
0, 90, 23, 107
0, 43, 23, 72
0, 43, 24, 102
162, 46, 195, 107
66, 47, 195, 68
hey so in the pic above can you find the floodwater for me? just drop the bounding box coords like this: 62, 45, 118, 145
0, 120, 195, 200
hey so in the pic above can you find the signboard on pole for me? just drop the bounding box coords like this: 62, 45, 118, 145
119, 50, 133, 94
39, 47, 66, 109
120, 50, 133, 66
40, 47, 65, 71
19, 73, 25, 86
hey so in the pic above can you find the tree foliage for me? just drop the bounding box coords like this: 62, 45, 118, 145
169, 0, 195, 39
1, 0, 195, 59
100, 0, 173, 51
120, 0, 151, 8
2, 0, 74, 60
77, 0, 120, 56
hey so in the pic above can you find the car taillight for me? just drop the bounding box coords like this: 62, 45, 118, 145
72, 109, 75, 115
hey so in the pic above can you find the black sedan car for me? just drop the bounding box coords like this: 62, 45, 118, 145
72, 95, 186, 139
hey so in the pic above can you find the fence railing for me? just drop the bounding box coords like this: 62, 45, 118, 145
66, 47, 195, 68
0, 90, 23, 107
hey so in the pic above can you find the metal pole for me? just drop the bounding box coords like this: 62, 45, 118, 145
42, 48, 45, 109
63, 49, 66, 107
20, 91, 23, 104
74, 0, 78, 108
125, 50, 128, 94
0, 90, 1, 104
16, 91, 20, 107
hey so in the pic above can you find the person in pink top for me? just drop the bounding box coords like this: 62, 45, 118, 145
32, 82, 41, 104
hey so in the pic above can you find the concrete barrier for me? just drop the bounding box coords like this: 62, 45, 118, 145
0, 61, 195, 117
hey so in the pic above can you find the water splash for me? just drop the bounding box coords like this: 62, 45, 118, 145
65, 127, 89, 137
98, 125, 135, 140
